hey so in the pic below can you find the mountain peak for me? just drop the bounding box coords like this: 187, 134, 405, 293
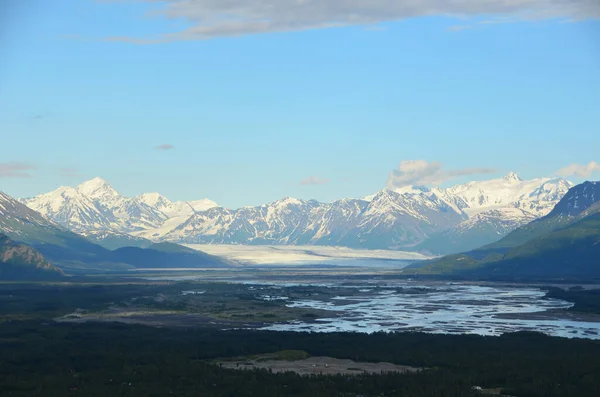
80, 176, 107, 185
137, 192, 172, 208
76, 177, 120, 201
187, 198, 219, 212
503, 172, 522, 183
372, 189, 400, 201
273, 196, 304, 206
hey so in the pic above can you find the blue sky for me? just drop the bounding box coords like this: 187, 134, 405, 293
1, 0, 599, 208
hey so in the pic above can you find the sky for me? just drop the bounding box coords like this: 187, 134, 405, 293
1, 0, 599, 208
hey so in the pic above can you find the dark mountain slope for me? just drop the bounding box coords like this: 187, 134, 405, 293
485, 182, 600, 251
111, 246, 229, 268
0, 234, 64, 280
408, 182, 600, 279
475, 212, 600, 277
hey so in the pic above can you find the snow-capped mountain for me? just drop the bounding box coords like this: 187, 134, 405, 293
1, 191, 62, 239
404, 174, 572, 253
446, 172, 572, 216
77, 177, 123, 209
162, 188, 469, 248
75, 178, 167, 231
498, 181, 600, 248
305, 198, 368, 245
20, 178, 218, 242
132, 193, 219, 240
21, 178, 165, 234
0, 190, 93, 255
163, 197, 322, 244
20, 186, 113, 234
453, 207, 538, 237
345, 189, 467, 249
17, 172, 572, 254
160, 172, 570, 251
415, 207, 538, 255
136, 192, 218, 215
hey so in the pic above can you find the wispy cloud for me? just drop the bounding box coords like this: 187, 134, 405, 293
300, 175, 330, 186
447, 17, 520, 32
156, 144, 175, 151
387, 160, 496, 188
102, 0, 600, 43
0, 162, 36, 178
556, 161, 600, 178
60, 167, 81, 178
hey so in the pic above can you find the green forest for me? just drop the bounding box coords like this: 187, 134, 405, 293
2, 320, 600, 397
1, 283, 600, 397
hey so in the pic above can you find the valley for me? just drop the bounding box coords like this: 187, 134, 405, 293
2, 171, 600, 397
4, 7, 598, 396
6, 275, 598, 339
2, 279, 600, 396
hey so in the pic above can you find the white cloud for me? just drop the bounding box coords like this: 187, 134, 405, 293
0, 162, 36, 178
300, 175, 330, 186
104, 0, 600, 42
387, 160, 496, 188
556, 161, 600, 178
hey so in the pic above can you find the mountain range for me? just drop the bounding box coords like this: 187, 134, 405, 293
409, 181, 600, 278
3, 176, 598, 280
20, 178, 218, 244
19, 173, 572, 254
0, 191, 230, 276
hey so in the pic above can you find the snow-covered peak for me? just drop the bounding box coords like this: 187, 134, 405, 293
22, 186, 92, 212
361, 173, 571, 223
370, 189, 399, 202
446, 175, 571, 216
503, 172, 522, 183
364, 186, 429, 202
331, 197, 368, 205
272, 196, 304, 207
136, 192, 173, 209
187, 199, 219, 212
76, 177, 121, 203
135, 192, 217, 218
20, 185, 113, 233
247, 196, 310, 211
77, 177, 108, 190
527, 179, 573, 199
